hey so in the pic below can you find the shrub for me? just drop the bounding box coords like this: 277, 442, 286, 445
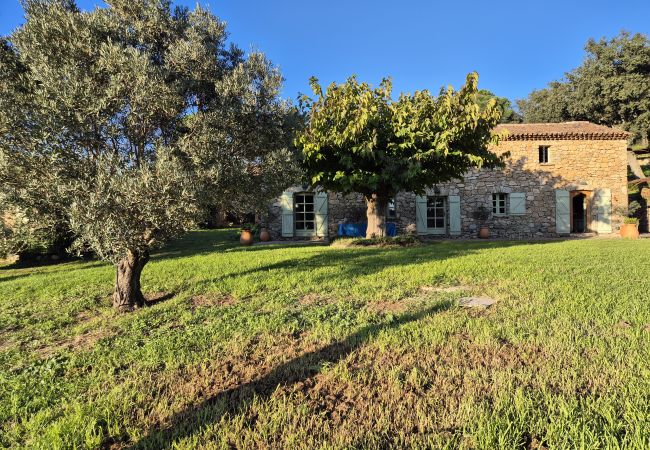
333, 235, 421, 248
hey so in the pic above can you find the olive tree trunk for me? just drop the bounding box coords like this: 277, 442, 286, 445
365, 194, 389, 238
113, 249, 149, 311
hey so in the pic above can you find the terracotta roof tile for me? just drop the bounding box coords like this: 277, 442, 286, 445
494, 121, 629, 141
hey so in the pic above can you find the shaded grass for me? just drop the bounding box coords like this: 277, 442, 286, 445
1, 229, 649, 449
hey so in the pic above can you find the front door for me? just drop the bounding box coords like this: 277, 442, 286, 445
570, 191, 591, 233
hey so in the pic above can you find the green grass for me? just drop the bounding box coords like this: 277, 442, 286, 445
1, 230, 649, 449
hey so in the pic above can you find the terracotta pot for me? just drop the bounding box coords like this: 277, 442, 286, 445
240, 229, 254, 245
619, 223, 639, 240
259, 228, 271, 242
478, 226, 490, 239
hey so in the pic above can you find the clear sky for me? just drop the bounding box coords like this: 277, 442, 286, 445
1, 0, 649, 104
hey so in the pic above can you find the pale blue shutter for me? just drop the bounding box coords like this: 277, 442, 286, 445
555, 190, 570, 234
416, 195, 428, 234
280, 191, 294, 237
314, 191, 328, 237
594, 188, 612, 234
448, 195, 461, 236
509, 193, 526, 215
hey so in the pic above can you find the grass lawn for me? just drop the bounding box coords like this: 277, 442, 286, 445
1, 230, 649, 449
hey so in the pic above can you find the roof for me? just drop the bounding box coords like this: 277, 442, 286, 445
494, 121, 629, 141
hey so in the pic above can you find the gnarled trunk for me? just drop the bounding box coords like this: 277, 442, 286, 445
113, 250, 149, 311
365, 194, 389, 238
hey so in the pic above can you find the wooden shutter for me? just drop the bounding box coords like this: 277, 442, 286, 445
448, 195, 461, 236
314, 191, 328, 237
555, 190, 570, 234
509, 193, 526, 215
415, 195, 428, 234
280, 191, 294, 237
594, 188, 612, 234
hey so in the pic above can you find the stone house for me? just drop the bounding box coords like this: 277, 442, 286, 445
268, 122, 629, 240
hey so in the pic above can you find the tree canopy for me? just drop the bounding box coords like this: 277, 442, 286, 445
295, 73, 504, 237
518, 31, 650, 144
0, 0, 296, 309
476, 89, 522, 124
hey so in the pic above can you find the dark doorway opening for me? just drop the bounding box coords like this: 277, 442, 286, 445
571, 192, 587, 233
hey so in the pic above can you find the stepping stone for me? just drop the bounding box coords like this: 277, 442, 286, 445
459, 296, 496, 308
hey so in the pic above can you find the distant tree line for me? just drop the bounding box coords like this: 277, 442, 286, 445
517, 31, 650, 146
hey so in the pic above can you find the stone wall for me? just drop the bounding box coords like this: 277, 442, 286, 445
268, 137, 629, 240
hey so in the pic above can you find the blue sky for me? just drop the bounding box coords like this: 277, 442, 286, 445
1, 0, 648, 104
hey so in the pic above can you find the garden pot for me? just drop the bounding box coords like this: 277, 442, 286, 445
478, 226, 490, 239
619, 223, 639, 240
259, 228, 271, 242
240, 230, 254, 245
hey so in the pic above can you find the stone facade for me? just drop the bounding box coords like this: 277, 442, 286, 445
268, 122, 629, 240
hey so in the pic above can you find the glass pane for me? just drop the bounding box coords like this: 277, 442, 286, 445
296, 221, 304, 230
427, 219, 435, 228
436, 218, 444, 228
296, 203, 304, 212
304, 203, 314, 212
305, 212, 314, 220
296, 195, 304, 204
306, 222, 314, 230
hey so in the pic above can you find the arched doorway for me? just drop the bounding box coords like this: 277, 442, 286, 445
570, 190, 591, 233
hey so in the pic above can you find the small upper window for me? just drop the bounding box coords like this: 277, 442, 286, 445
538, 145, 550, 164
387, 198, 397, 218
492, 193, 507, 215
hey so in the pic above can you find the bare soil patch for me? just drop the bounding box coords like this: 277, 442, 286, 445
36, 327, 116, 358
366, 301, 408, 314
190, 293, 237, 308
127, 328, 624, 448
299, 293, 334, 306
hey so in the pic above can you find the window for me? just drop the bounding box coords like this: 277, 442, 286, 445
426, 196, 446, 230
387, 198, 397, 218
294, 193, 315, 233
538, 145, 550, 163
492, 193, 508, 215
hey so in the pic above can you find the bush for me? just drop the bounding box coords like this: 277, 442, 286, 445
333, 234, 421, 248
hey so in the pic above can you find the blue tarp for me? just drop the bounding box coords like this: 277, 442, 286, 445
337, 222, 397, 237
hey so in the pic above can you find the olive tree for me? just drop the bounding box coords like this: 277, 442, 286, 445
0, 0, 295, 310
295, 73, 504, 238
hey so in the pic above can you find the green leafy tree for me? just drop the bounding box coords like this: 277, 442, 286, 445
518, 31, 650, 145
476, 89, 522, 123
0, 0, 296, 309
295, 73, 504, 238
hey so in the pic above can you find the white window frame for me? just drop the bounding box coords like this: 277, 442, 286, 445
492, 193, 508, 216
294, 192, 316, 236
426, 196, 447, 234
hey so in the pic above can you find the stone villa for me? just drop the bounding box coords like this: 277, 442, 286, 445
268, 122, 630, 240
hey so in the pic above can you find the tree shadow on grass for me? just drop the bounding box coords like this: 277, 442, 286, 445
128, 301, 453, 449
186, 238, 561, 296
0, 260, 108, 283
